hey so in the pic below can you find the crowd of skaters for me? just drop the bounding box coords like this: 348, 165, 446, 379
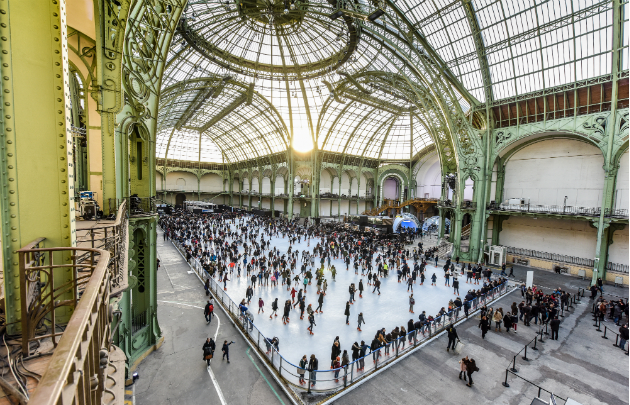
160, 210, 512, 381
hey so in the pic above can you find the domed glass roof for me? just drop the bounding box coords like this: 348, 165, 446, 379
157, 0, 623, 165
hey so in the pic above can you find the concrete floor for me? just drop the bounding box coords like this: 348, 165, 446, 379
133, 228, 293, 405
333, 268, 629, 405
137, 226, 628, 405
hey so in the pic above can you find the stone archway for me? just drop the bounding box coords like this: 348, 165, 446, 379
175, 193, 186, 207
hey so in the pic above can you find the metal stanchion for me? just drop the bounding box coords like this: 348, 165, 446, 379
502, 369, 510, 387
522, 344, 529, 361
531, 336, 538, 351
595, 316, 602, 332
510, 356, 518, 372
602, 326, 608, 339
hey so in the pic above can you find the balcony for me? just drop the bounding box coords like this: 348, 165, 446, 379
109, 196, 155, 217
437, 199, 455, 208
460, 201, 477, 210
489, 203, 629, 219
15, 239, 125, 405
77, 200, 128, 294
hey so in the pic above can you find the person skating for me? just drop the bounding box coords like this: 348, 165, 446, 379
351, 341, 360, 365
453, 277, 460, 295
308, 354, 318, 386
358, 340, 369, 370
349, 283, 356, 303
446, 324, 459, 352
431, 273, 437, 286
203, 337, 216, 367
299, 297, 306, 319
409, 294, 415, 313
358, 279, 364, 298
258, 297, 264, 314
316, 292, 325, 313
330, 341, 341, 368
294, 289, 303, 308
298, 355, 308, 385
270, 298, 279, 319
222, 340, 234, 363
333, 356, 341, 382
345, 301, 351, 325
372, 278, 381, 295
282, 301, 291, 324
307, 312, 316, 334
357, 312, 365, 331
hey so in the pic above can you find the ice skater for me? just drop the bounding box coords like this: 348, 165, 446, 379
358, 279, 364, 298
431, 273, 437, 286
357, 312, 365, 331
282, 300, 291, 324
372, 278, 381, 295
307, 312, 316, 334
270, 298, 278, 319
298, 355, 308, 384
345, 301, 351, 325
407, 277, 413, 292
409, 294, 415, 313
258, 297, 264, 313
316, 292, 325, 313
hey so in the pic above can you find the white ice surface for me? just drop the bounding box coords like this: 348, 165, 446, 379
207, 224, 470, 368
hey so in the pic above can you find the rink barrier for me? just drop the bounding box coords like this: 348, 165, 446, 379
170, 239, 513, 397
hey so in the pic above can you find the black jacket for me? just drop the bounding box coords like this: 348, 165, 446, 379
550, 319, 561, 331
447, 327, 458, 340
331, 344, 341, 361
203, 339, 216, 356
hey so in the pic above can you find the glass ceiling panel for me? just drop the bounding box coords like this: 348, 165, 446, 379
157, 0, 621, 165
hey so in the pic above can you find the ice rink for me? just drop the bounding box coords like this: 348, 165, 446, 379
208, 224, 469, 368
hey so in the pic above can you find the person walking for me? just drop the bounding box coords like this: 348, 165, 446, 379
221, 340, 234, 363
204, 300, 214, 324
357, 312, 365, 331
446, 324, 459, 352
493, 308, 503, 331
466, 358, 478, 387
479, 316, 489, 339
459, 356, 469, 381
203, 337, 216, 367
550, 316, 560, 340
619, 324, 628, 351
345, 301, 351, 325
